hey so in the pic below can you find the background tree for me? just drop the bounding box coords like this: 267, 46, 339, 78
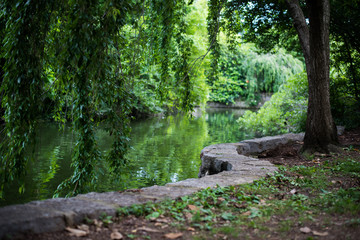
217, 0, 339, 154
297, 0, 338, 153
330, 0, 360, 127
211, 44, 304, 105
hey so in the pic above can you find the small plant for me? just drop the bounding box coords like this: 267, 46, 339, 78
346, 218, 360, 227
99, 213, 113, 227
127, 234, 136, 239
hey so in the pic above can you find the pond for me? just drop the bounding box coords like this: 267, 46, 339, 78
0, 108, 255, 207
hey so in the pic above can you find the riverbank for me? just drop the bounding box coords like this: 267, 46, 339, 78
0, 109, 249, 207
2, 128, 360, 239
0, 132, 304, 239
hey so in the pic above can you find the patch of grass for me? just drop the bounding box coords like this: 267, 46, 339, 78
318, 187, 360, 214
113, 154, 360, 239
279, 219, 293, 232
346, 218, 360, 227
212, 225, 240, 238
332, 158, 360, 178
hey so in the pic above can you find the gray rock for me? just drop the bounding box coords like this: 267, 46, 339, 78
241, 133, 304, 154
76, 191, 149, 207
198, 153, 233, 178
337, 126, 345, 135
198, 133, 304, 178
0, 203, 65, 238
140, 185, 200, 200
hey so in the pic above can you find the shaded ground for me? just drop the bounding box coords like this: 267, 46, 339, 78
9, 128, 360, 240
259, 127, 360, 166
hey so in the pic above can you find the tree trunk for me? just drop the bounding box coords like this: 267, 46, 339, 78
0, 57, 4, 123
286, 0, 338, 154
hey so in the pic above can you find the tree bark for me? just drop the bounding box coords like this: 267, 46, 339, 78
0, 57, 4, 123
286, 0, 338, 153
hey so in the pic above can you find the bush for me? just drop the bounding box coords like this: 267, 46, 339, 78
330, 74, 360, 129
209, 45, 304, 105
237, 72, 308, 137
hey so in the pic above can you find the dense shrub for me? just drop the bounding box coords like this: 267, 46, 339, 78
237, 72, 308, 137
209, 45, 304, 105
330, 74, 360, 129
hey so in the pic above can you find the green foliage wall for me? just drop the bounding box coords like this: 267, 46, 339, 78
330, 70, 360, 129
209, 45, 304, 105
329, 0, 360, 128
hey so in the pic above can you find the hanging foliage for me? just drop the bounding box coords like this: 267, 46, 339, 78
0, 0, 203, 198
0, 0, 54, 196
206, 0, 225, 86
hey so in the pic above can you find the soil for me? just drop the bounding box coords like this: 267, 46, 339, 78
261, 127, 360, 168
10, 128, 360, 240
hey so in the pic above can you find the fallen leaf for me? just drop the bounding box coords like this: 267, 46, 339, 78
300, 227, 311, 233
242, 211, 251, 216
290, 189, 297, 195
110, 230, 123, 240
156, 218, 170, 223
187, 227, 195, 231
161, 224, 169, 229
313, 231, 329, 236
184, 212, 193, 221
217, 197, 226, 202
259, 199, 268, 206
135, 226, 160, 233
164, 232, 183, 239
77, 224, 89, 232
65, 227, 88, 237
93, 219, 103, 228
188, 205, 199, 211
234, 202, 247, 209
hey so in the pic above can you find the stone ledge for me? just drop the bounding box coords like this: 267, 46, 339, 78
198, 133, 304, 178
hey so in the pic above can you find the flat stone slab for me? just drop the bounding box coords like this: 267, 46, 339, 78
140, 185, 200, 200
0, 133, 302, 239
198, 133, 304, 178
0, 204, 65, 237
240, 133, 304, 155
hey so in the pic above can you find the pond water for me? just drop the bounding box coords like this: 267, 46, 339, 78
0, 108, 254, 207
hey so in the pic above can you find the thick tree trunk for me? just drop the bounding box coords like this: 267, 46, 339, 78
286, 0, 338, 154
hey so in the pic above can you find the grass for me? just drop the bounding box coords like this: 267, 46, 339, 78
112, 153, 360, 239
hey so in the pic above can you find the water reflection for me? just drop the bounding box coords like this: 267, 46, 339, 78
0, 108, 253, 206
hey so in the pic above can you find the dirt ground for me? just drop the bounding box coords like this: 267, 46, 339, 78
10, 128, 360, 240
259, 127, 360, 167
